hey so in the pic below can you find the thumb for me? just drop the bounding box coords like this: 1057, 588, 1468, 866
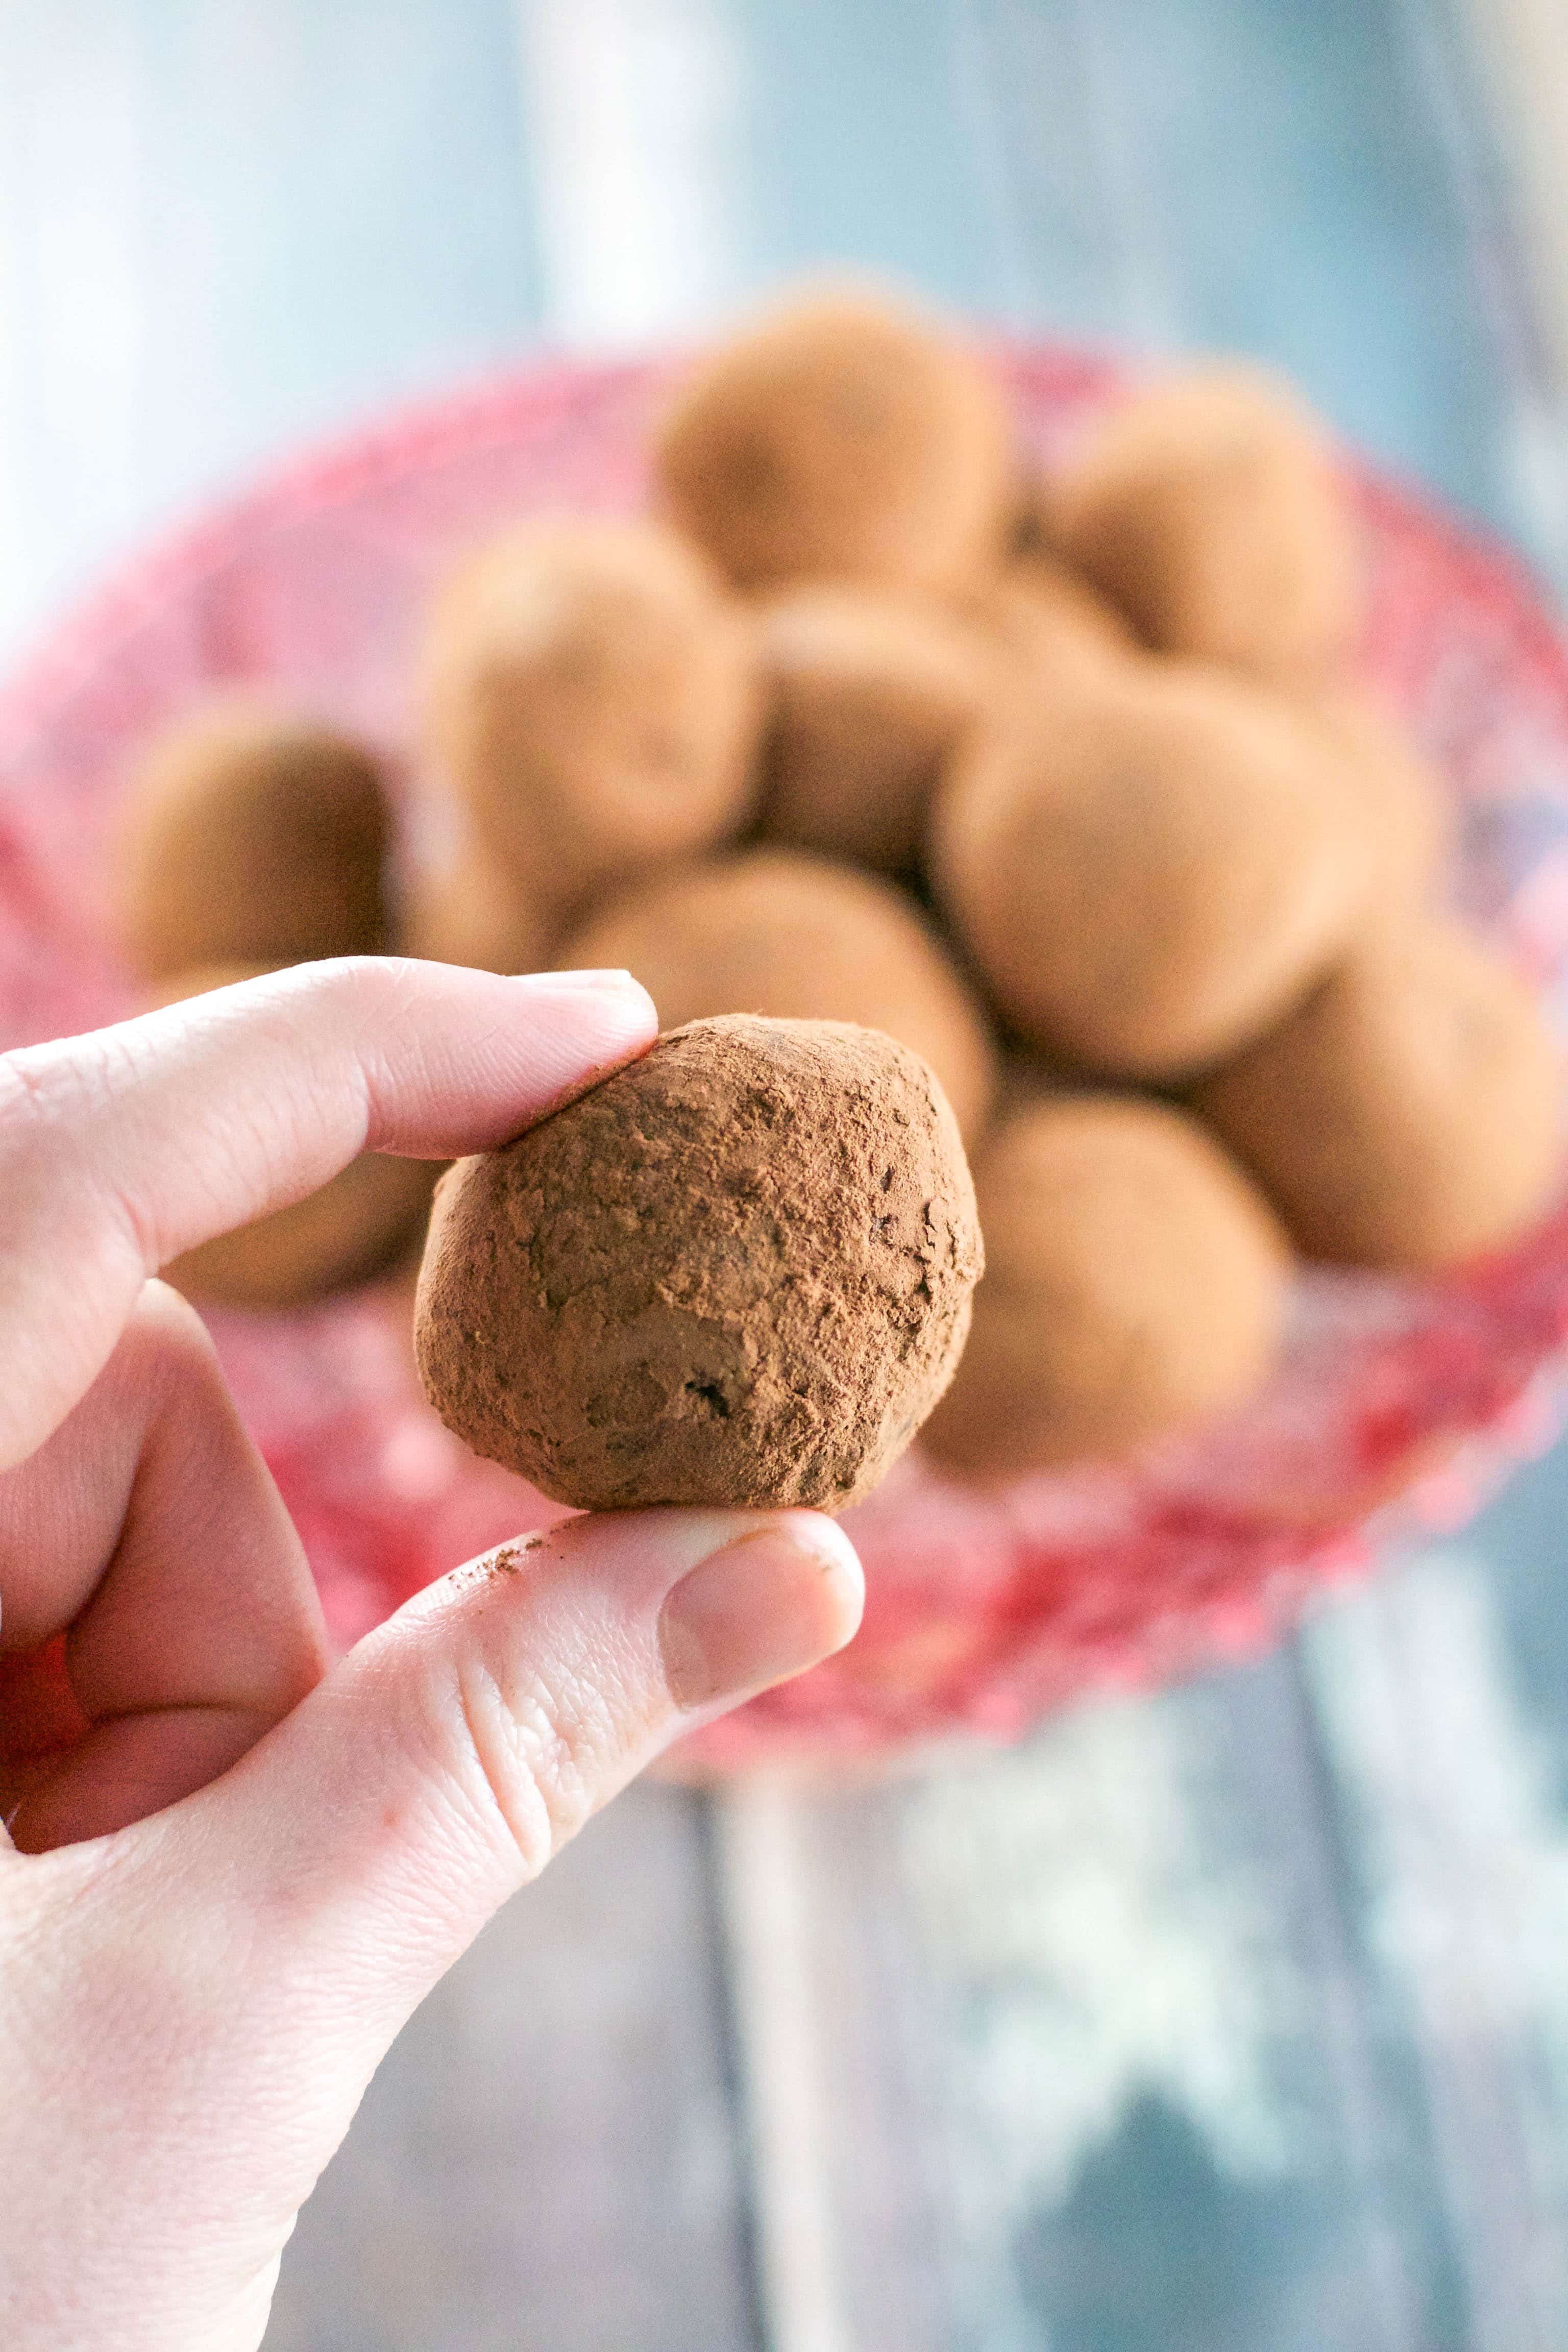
191, 1503, 863, 2041
6, 1509, 861, 2351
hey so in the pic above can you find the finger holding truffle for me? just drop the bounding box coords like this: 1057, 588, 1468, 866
144, 965, 441, 1309
414, 1014, 983, 1512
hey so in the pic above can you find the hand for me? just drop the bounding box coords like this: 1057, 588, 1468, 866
0, 958, 863, 2352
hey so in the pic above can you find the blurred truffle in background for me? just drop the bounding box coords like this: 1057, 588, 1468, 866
104, 280, 1561, 1486
559, 846, 998, 1141
114, 703, 393, 979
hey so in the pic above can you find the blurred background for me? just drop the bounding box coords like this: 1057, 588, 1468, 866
6, 4, 1568, 2346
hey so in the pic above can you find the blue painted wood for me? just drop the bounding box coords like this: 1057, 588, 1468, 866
743, 1655, 1474, 2351
262, 1783, 761, 2352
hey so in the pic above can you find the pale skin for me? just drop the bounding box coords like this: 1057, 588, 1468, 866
0, 957, 864, 2352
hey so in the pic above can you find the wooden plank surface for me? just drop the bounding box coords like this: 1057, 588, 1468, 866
263, 1782, 762, 2352
5, 4, 1568, 2348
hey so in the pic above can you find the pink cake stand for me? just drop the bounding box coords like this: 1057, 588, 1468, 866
4, 345, 1568, 1770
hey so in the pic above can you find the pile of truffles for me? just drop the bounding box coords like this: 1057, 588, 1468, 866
111, 283, 1563, 1510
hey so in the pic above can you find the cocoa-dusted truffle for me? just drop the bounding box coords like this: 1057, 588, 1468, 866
559, 848, 999, 1140
977, 552, 1137, 687
756, 587, 994, 873
653, 289, 1015, 595
415, 1014, 983, 1511
923, 1095, 1290, 1477
115, 703, 391, 980
1309, 686, 1453, 904
932, 661, 1373, 1079
1190, 920, 1561, 1269
1006, 467, 1055, 559
148, 965, 439, 1308
1050, 365, 1360, 683
423, 518, 761, 922
406, 843, 551, 975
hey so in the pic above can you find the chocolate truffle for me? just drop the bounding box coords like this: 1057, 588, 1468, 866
1309, 685, 1453, 904
147, 965, 439, 1308
1006, 466, 1055, 559
1050, 365, 1360, 683
415, 1014, 983, 1512
423, 518, 761, 922
977, 552, 1138, 687
1190, 920, 1561, 1269
653, 289, 1015, 595
559, 847, 999, 1140
407, 842, 551, 975
923, 1094, 1291, 1478
115, 703, 391, 981
932, 661, 1373, 1079
756, 587, 994, 872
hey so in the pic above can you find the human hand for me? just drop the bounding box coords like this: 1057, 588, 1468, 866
0, 958, 863, 2352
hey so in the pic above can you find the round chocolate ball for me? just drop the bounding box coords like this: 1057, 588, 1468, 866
1050, 365, 1360, 684
559, 847, 999, 1140
1308, 685, 1453, 905
932, 661, 1373, 1079
415, 1014, 984, 1512
406, 843, 552, 976
147, 965, 439, 1308
976, 552, 1138, 686
922, 1094, 1290, 1478
1190, 920, 1561, 1269
115, 703, 391, 981
423, 518, 761, 921
653, 289, 1015, 595
756, 587, 994, 874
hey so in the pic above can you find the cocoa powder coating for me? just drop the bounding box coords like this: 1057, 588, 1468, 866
1051, 365, 1360, 684
975, 552, 1138, 688
1191, 920, 1561, 1269
932, 660, 1373, 1079
116, 703, 392, 980
414, 1014, 983, 1511
559, 848, 998, 1140
756, 587, 994, 874
423, 518, 761, 922
922, 1094, 1291, 1477
406, 839, 553, 976
1307, 685, 1453, 906
653, 290, 1016, 595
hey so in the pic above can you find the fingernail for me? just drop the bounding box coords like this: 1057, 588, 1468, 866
659, 1519, 865, 1710
519, 968, 645, 995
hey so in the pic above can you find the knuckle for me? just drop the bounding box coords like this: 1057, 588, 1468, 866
445, 1647, 616, 1882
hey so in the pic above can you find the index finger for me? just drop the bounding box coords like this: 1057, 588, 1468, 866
0, 957, 656, 1471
